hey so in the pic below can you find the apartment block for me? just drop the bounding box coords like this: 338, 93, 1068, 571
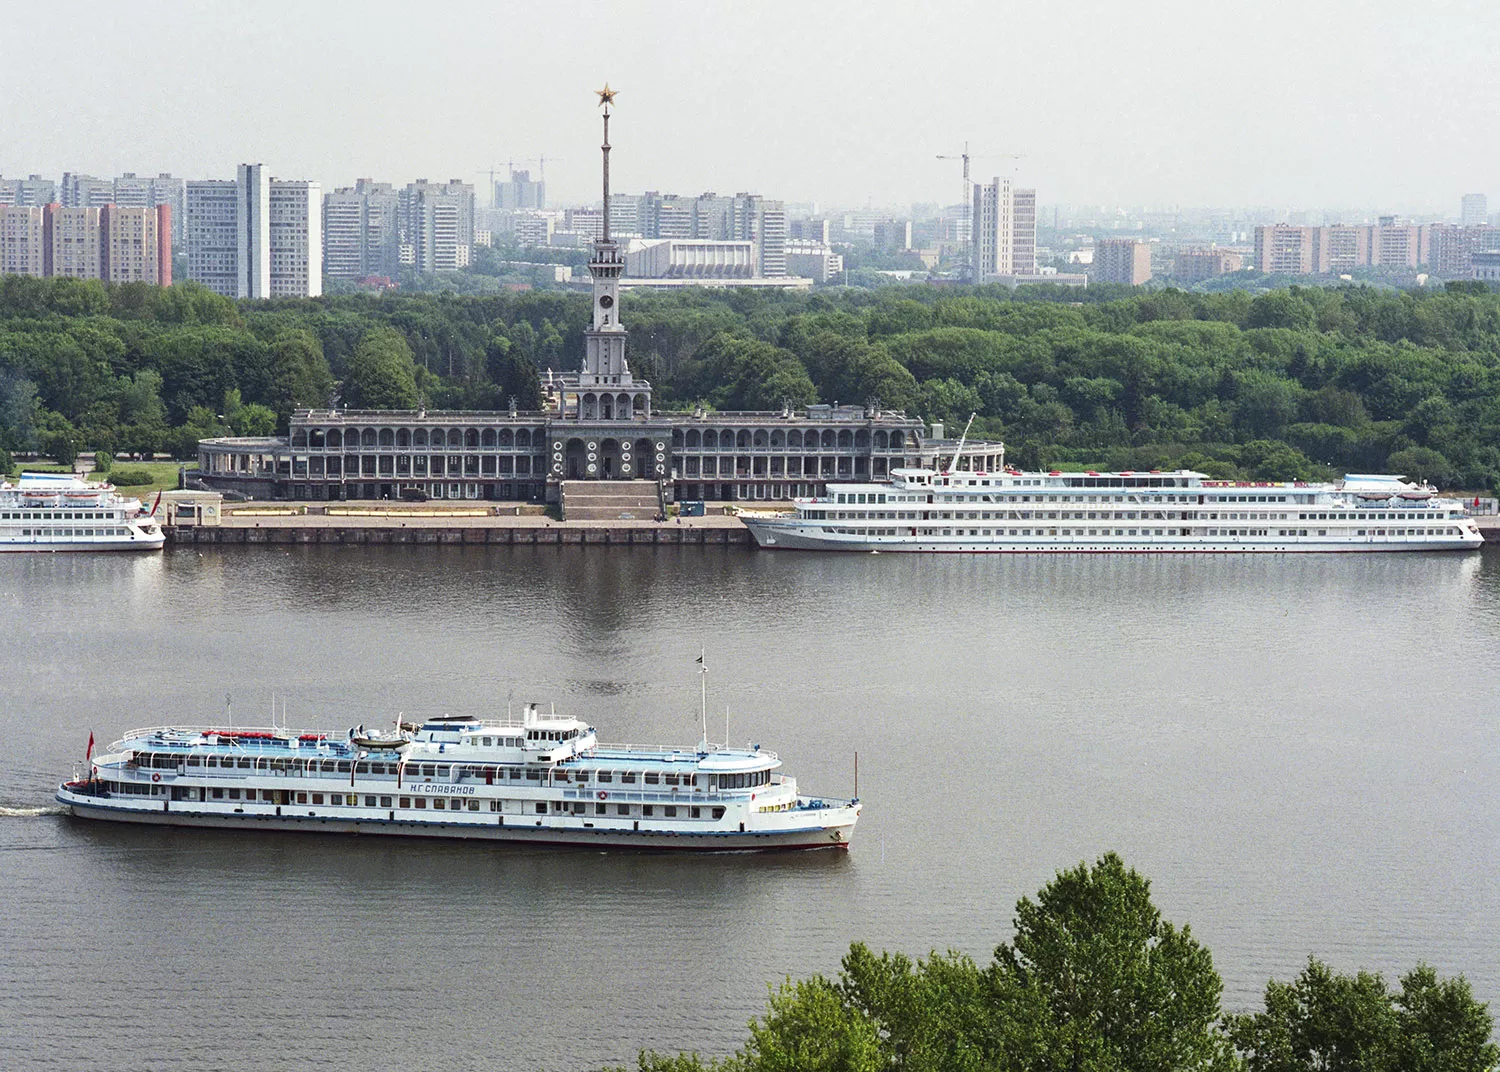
50, 206, 103, 278
1462, 194, 1488, 228
60, 173, 115, 208
631, 191, 788, 276
1427, 224, 1498, 277
400, 179, 476, 272
1254, 224, 1315, 274
0, 205, 47, 276
186, 180, 240, 297
1172, 248, 1243, 282
0, 175, 57, 207
784, 238, 843, 283
323, 180, 400, 280
269, 180, 322, 297
100, 204, 171, 284
496, 169, 544, 211
1092, 238, 1152, 285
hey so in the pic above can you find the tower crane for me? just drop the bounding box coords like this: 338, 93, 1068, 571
936, 145, 1027, 276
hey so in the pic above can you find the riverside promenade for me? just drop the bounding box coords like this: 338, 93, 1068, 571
165, 503, 753, 547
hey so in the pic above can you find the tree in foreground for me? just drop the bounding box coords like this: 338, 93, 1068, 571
1229, 958, 1498, 1072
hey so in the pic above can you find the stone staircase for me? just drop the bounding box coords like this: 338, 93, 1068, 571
560, 480, 663, 521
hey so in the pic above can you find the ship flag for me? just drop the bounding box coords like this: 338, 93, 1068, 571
85, 732, 94, 762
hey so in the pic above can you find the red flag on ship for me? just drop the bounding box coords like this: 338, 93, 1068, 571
85, 732, 94, 762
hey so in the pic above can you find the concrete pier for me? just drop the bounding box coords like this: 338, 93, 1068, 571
165, 505, 752, 547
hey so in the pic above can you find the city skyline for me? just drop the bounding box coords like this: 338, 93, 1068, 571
3, 0, 1497, 215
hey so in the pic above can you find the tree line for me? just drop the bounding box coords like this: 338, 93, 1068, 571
608, 853, 1495, 1072
1, 273, 1499, 490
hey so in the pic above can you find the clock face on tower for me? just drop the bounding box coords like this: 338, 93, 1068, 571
598, 295, 614, 309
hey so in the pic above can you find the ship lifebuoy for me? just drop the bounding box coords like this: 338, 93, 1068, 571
597, 790, 608, 800
151, 773, 161, 783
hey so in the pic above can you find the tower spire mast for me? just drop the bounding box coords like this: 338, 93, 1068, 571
597, 83, 617, 243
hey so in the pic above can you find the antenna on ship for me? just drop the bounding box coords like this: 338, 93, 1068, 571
225, 692, 233, 726
948, 412, 977, 474
697, 648, 708, 751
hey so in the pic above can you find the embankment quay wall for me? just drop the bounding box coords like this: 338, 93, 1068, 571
166, 514, 752, 547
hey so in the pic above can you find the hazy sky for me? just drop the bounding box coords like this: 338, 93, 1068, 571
3, 0, 1496, 215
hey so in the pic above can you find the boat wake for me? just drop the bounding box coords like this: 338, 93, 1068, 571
0, 805, 67, 817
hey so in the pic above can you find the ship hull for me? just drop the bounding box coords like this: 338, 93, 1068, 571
744, 520, 1482, 554
0, 536, 164, 553
57, 786, 856, 853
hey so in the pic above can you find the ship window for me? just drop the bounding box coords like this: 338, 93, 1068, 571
595, 803, 606, 815
380, 796, 392, 807
296, 792, 307, 804
691, 807, 701, 818
238, 758, 251, 769
617, 804, 630, 815
362, 796, 375, 807
433, 798, 444, 809
643, 805, 654, 816
622, 772, 637, 784
664, 774, 678, 786
400, 797, 411, 808
468, 800, 479, 811
526, 770, 541, 781
597, 771, 612, 783
509, 769, 522, 780
414, 798, 426, 809
312, 793, 324, 804
644, 772, 659, 785
187, 756, 201, 767
355, 762, 370, 774
712, 807, 725, 819
228, 789, 241, 800
336, 762, 351, 773
211, 788, 223, 799
489, 800, 501, 811
664, 806, 678, 818
555, 770, 570, 782
535, 803, 546, 814
482, 737, 491, 746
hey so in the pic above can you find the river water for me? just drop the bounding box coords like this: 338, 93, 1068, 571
2, 545, 1498, 1070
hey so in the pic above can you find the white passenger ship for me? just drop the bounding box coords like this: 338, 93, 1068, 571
0, 472, 164, 552
743, 463, 1483, 554
57, 704, 860, 852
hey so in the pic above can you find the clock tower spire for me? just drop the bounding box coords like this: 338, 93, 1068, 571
583, 84, 629, 384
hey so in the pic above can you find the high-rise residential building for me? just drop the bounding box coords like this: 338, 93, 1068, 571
496, 168, 545, 210
1092, 238, 1152, 285
790, 217, 830, 244
60, 173, 115, 208
1427, 223, 1498, 277
50, 206, 104, 279
1462, 194, 1488, 228
268, 180, 321, 297
1172, 248, 1243, 282
1254, 224, 1316, 273
112, 173, 186, 244
0, 205, 47, 277
1375, 221, 1422, 268
871, 219, 913, 253
608, 194, 642, 237
784, 238, 843, 283
400, 179, 475, 272
186, 165, 320, 298
186, 179, 240, 296
323, 179, 400, 280
971, 178, 1037, 280
564, 207, 605, 241
0, 175, 57, 206
1316, 224, 1371, 271
100, 204, 172, 285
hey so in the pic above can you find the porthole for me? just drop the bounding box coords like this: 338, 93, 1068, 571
586, 441, 598, 451
586, 463, 597, 474
655, 452, 665, 462
587, 452, 597, 462
551, 441, 562, 451
654, 441, 665, 451
620, 451, 631, 462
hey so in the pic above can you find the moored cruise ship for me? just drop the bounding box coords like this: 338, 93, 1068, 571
743, 465, 1483, 554
57, 704, 860, 852
0, 472, 164, 552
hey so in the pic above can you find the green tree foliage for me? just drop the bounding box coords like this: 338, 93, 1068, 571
612, 858, 1494, 1072
344, 327, 420, 409
1229, 958, 1498, 1072
5, 275, 1500, 486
